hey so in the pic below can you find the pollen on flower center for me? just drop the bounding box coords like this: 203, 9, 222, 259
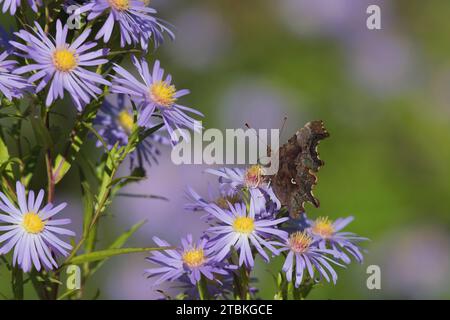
233, 216, 255, 234
150, 81, 177, 107
289, 232, 313, 253
22, 212, 45, 234
118, 110, 134, 133
108, 0, 130, 10
52, 49, 77, 72
311, 217, 335, 238
182, 248, 205, 268
244, 165, 263, 188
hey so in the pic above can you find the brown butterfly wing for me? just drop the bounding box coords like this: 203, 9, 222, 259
269, 121, 330, 218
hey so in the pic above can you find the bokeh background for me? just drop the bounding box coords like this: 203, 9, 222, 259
1, 0, 450, 299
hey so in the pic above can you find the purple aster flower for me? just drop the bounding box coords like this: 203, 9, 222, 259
185, 185, 241, 219
77, 0, 174, 50
206, 202, 288, 268
279, 231, 343, 287
206, 166, 281, 215
0, 51, 31, 100
94, 93, 169, 167
111, 57, 203, 143
308, 216, 368, 264
0, 181, 74, 272
11, 20, 110, 110
145, 234, 231, 286
0, 0, 41, 15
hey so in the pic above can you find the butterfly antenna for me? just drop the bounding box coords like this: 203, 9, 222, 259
245, 122, 269, 150
245, 122, 271, 169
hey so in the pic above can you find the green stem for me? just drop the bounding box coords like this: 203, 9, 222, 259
63, 126, 142, 264
197, 276, 209, 300
230, 249, 251, 300
11, 267, 24, 300
44, 110, 55, 204
293, 276, 314, 300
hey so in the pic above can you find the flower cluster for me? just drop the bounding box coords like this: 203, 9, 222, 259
0, 0, 368, 301
146, 165, 368, 299
1, 1, 200, 144
0, 0, 201, 278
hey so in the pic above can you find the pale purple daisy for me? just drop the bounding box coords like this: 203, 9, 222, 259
309, 216, 368, 264
206, 202, 288, 268
0, 0, 41, 15
77, 0, 174, 50
279, 231, 343, 287
0, 51, 31, 100
11, 20, 110, 110
145, 234, 231, 286
185, 185, 241, 217
111, 57, 203, 143
206, 166, 281, 215
94, 93, 169, 167
0, 182, 74, 272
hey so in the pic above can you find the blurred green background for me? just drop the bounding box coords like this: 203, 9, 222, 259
1, 0, 450, 299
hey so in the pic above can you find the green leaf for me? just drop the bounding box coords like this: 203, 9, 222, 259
0, 137, 15, 180
79, 168, 96, 254
67, 247, 167, 265
109, 174, 145, 189
57, 289, 78, 301
30, 116, 53, 149
11, 267, 24, 300
55, 101, 103, 184
138, 123, 164, 141
111, 167, 147, 194
0, 136, 9, 166
22, 146, 41, 186
89, 220, 147, 275
0, 158, 21, 179
53, 154, 71, 184
82, 122, 109, 150
107, 221, 147, 250
80, 177, 95, 238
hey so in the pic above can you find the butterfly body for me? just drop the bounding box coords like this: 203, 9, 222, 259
267, 120, 329, 218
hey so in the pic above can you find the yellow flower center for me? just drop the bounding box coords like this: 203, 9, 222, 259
118, 110, 134, 133
289, 232, 313, 253
150, 81, 177, 107
244, 165, 263, 188
22, 213, 45, 234
233, 216, 255, 234
182, 248, 205, 268
108, 0, 130, 10
311, 217, 335, 239
52, 49, 78, 72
